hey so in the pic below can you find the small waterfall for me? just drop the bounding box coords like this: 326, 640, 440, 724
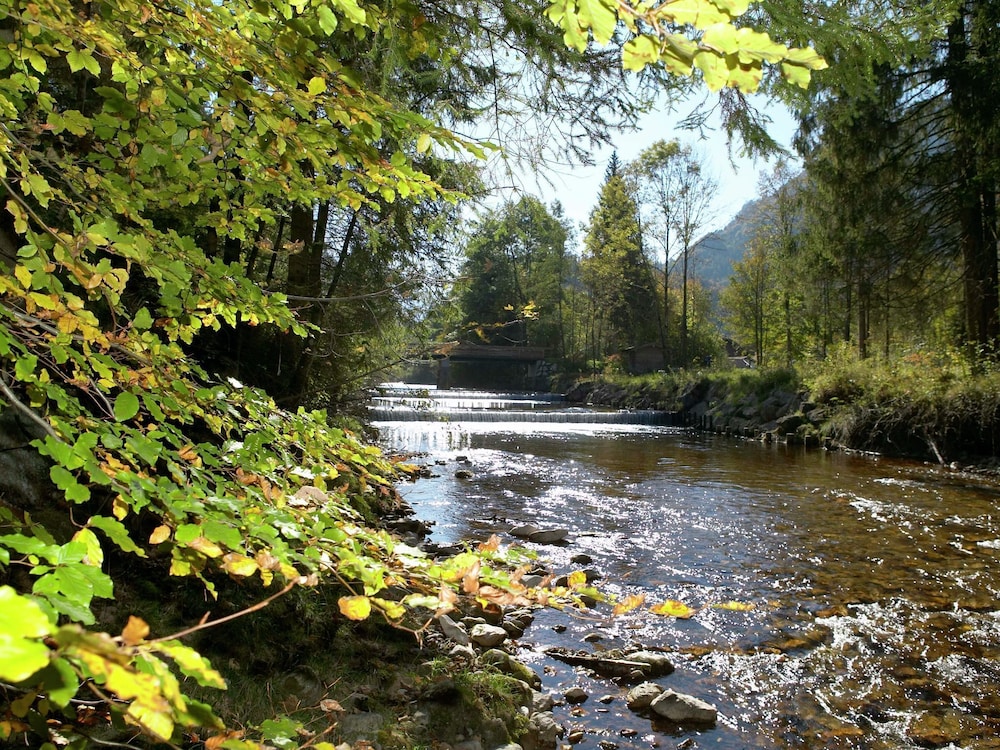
369, 384, 675, 425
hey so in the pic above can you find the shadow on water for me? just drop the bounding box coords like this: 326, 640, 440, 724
373, 386, 1000, 749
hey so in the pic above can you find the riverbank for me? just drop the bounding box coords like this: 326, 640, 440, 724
561, 359, 1000, 472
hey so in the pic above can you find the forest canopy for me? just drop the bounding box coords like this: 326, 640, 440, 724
0, 0, 827, 747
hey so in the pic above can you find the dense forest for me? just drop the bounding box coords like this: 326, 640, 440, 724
2, 0, 997, 747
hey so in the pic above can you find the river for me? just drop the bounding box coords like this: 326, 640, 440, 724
372, 384, 1000, 749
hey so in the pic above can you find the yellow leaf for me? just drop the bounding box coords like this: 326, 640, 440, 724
112, 496, 129, 521
13, 265, 31, 289
149, 525, 171, 544
307, 76, 326, 96
187, 535, 223, 558
371, 597, 406, 620
338, 595, 371, 621
72, 527, 104, 567
612, 593, 646, 616
714, 600, 754, 611
221, 553, 258, 577
567, 570, 587, 587
650, 599, 696, 618
121, 616, 149, 646
127, 698, 175, 741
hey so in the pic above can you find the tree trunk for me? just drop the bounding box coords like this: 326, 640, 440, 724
948, 12, 1000, 354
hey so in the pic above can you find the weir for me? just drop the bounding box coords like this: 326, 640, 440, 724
370, 383, 676, 425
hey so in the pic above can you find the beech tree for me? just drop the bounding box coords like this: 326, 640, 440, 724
0, 0, 827, 745
455, 197, 571, 350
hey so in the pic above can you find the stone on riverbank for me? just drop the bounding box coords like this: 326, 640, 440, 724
438, 613, 470, 645
479, 649, 542, 689
525, 711, 564, 749
470, 623, 508, 648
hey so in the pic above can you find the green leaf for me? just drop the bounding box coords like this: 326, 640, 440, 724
113, 392, 141, 422
89, 516, 146, 556
132, 307, 154, 330
0, 586, 53, 682
307, 76, 326, 96
578, 0, 617, 45
316, 4, 338, 33
35, 657, 80, 707
331, 0, 366, 25
155, 641, 226, 689
66, 49, 101, 76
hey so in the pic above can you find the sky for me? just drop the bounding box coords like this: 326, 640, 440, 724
498, 95, 799, 244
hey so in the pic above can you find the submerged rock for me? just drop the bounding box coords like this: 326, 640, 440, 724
509, 523, 569, 544
545, 647, 672, 680
509, 523, 540, 538
649, 690, 717, 724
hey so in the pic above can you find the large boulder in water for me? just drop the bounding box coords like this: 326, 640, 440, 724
649, 690, 717, 724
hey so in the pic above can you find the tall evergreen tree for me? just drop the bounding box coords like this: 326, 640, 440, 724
582, 168, 659, 364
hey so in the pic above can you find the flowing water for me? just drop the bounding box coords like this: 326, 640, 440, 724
371, 384, 1000, 749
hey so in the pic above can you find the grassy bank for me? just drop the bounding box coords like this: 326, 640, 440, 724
568, 353, 1000, 469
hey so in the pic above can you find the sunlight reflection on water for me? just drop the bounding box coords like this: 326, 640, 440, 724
374, 389, 1000, 749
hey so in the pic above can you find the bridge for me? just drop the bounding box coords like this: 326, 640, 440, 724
429, 342, 547, 389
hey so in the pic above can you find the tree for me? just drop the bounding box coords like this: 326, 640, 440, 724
629, 139, 683, 362
671, 150, 718, 364
455, 197, 571, 350
582, 160, 660, 364
0, 0, 829, 745
721, 234, 775, 366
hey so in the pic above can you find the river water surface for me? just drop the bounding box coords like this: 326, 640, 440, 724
372, 385, 1000, 749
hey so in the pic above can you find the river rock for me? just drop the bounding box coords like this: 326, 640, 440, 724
626, 682, 663, 710
455, 469, 474, 479
533, 690, 555, 712
480, 649, 541, 689
623, 650, 675, 677
649, 690, 718, 724
528, 528, 570, 544
521, 573, 545, 588
570, 553, 593, 564
504, 607, 535, 634
337, 711, 386, 742
510, 523, 540, 538
470, 623, 508, 648
438, 614, 470, 645
526, 711, 564, 748
564, 687, 589, 704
